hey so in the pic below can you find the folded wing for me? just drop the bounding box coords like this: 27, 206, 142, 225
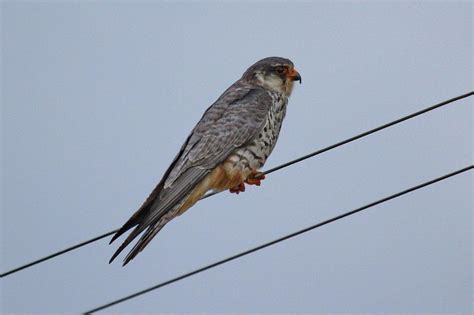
109, 82, 273, 265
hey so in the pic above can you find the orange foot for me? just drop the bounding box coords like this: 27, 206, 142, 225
229, 182, 245, 194
245, 171, 266, 186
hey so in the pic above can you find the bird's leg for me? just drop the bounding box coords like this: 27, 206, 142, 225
229, 171, 265, 194
229, 182, 245, 194
245, 171, 266, 186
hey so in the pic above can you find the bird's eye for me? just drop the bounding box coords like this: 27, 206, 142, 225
275, 66, 285, 74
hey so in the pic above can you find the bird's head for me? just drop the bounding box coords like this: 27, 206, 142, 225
242, 57, 301, 96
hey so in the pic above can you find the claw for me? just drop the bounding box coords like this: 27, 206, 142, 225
229, 172, 266, 193
245, 172, 265, 186
246, 178, 261, 186
229, 182, 245, 194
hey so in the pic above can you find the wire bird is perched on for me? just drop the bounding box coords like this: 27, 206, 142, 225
109, 57, 302, 265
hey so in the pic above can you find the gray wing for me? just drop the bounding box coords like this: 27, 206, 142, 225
165, 85, 272, 187
110, 82, 273, 264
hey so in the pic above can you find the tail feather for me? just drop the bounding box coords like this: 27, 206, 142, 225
109, 215, 141, 245
122, 218, 170, 266
108, 190, 185, 265
109, 166, 212, 265
109, 211, 174, 265
109, 224, 145, 264
108, 136, 200, 264
109, 182, 164, 245
108, 183, 167, 264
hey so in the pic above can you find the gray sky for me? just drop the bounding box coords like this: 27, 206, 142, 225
1, 1, 472, 314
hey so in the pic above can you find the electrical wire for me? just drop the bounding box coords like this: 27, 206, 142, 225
0, 230, 119, 277
83, 165, 473, 314
1, 91, 472, 278
202, 90, 473, 199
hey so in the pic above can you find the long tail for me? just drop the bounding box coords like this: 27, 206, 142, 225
108, 180, 164, 264
109, 192, 199, 266
109, 179, 209, 265
111, 211, 176, 266
109, 166, 216, 265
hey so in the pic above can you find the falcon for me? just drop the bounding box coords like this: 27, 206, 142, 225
109, 57, 301, 265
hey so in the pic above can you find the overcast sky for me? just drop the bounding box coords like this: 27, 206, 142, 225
1, 1, 472, 314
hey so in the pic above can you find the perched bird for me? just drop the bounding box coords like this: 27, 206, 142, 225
109, 57, 301, 265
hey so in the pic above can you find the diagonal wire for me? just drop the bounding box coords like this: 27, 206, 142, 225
1, 91, 472, 278
0, 230, 119, 277
201, 90, 473, 200
84, 165, 473, 314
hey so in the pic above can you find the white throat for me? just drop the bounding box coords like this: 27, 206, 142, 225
255, 73, 291, 95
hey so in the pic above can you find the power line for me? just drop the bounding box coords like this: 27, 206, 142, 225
83, 165, 473, 314
202, 90, 473, 200
262, 92, 473, 176
0, 230, 119, 277
1, 91, 472, 278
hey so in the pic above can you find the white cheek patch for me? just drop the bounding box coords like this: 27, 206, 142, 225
266, 76, 283, 88
255, 72, 287, 95
262, 75, 284, 93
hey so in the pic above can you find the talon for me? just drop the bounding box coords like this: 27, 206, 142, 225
229, 187, 240, 194
245, 171, 266, 186
246, 178, 261, 186
229, 182, 245, 194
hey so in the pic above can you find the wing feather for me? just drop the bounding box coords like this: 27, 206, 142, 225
110, 82, 273, 264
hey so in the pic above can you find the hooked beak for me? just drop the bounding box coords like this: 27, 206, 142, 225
287, 68, 302, 84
